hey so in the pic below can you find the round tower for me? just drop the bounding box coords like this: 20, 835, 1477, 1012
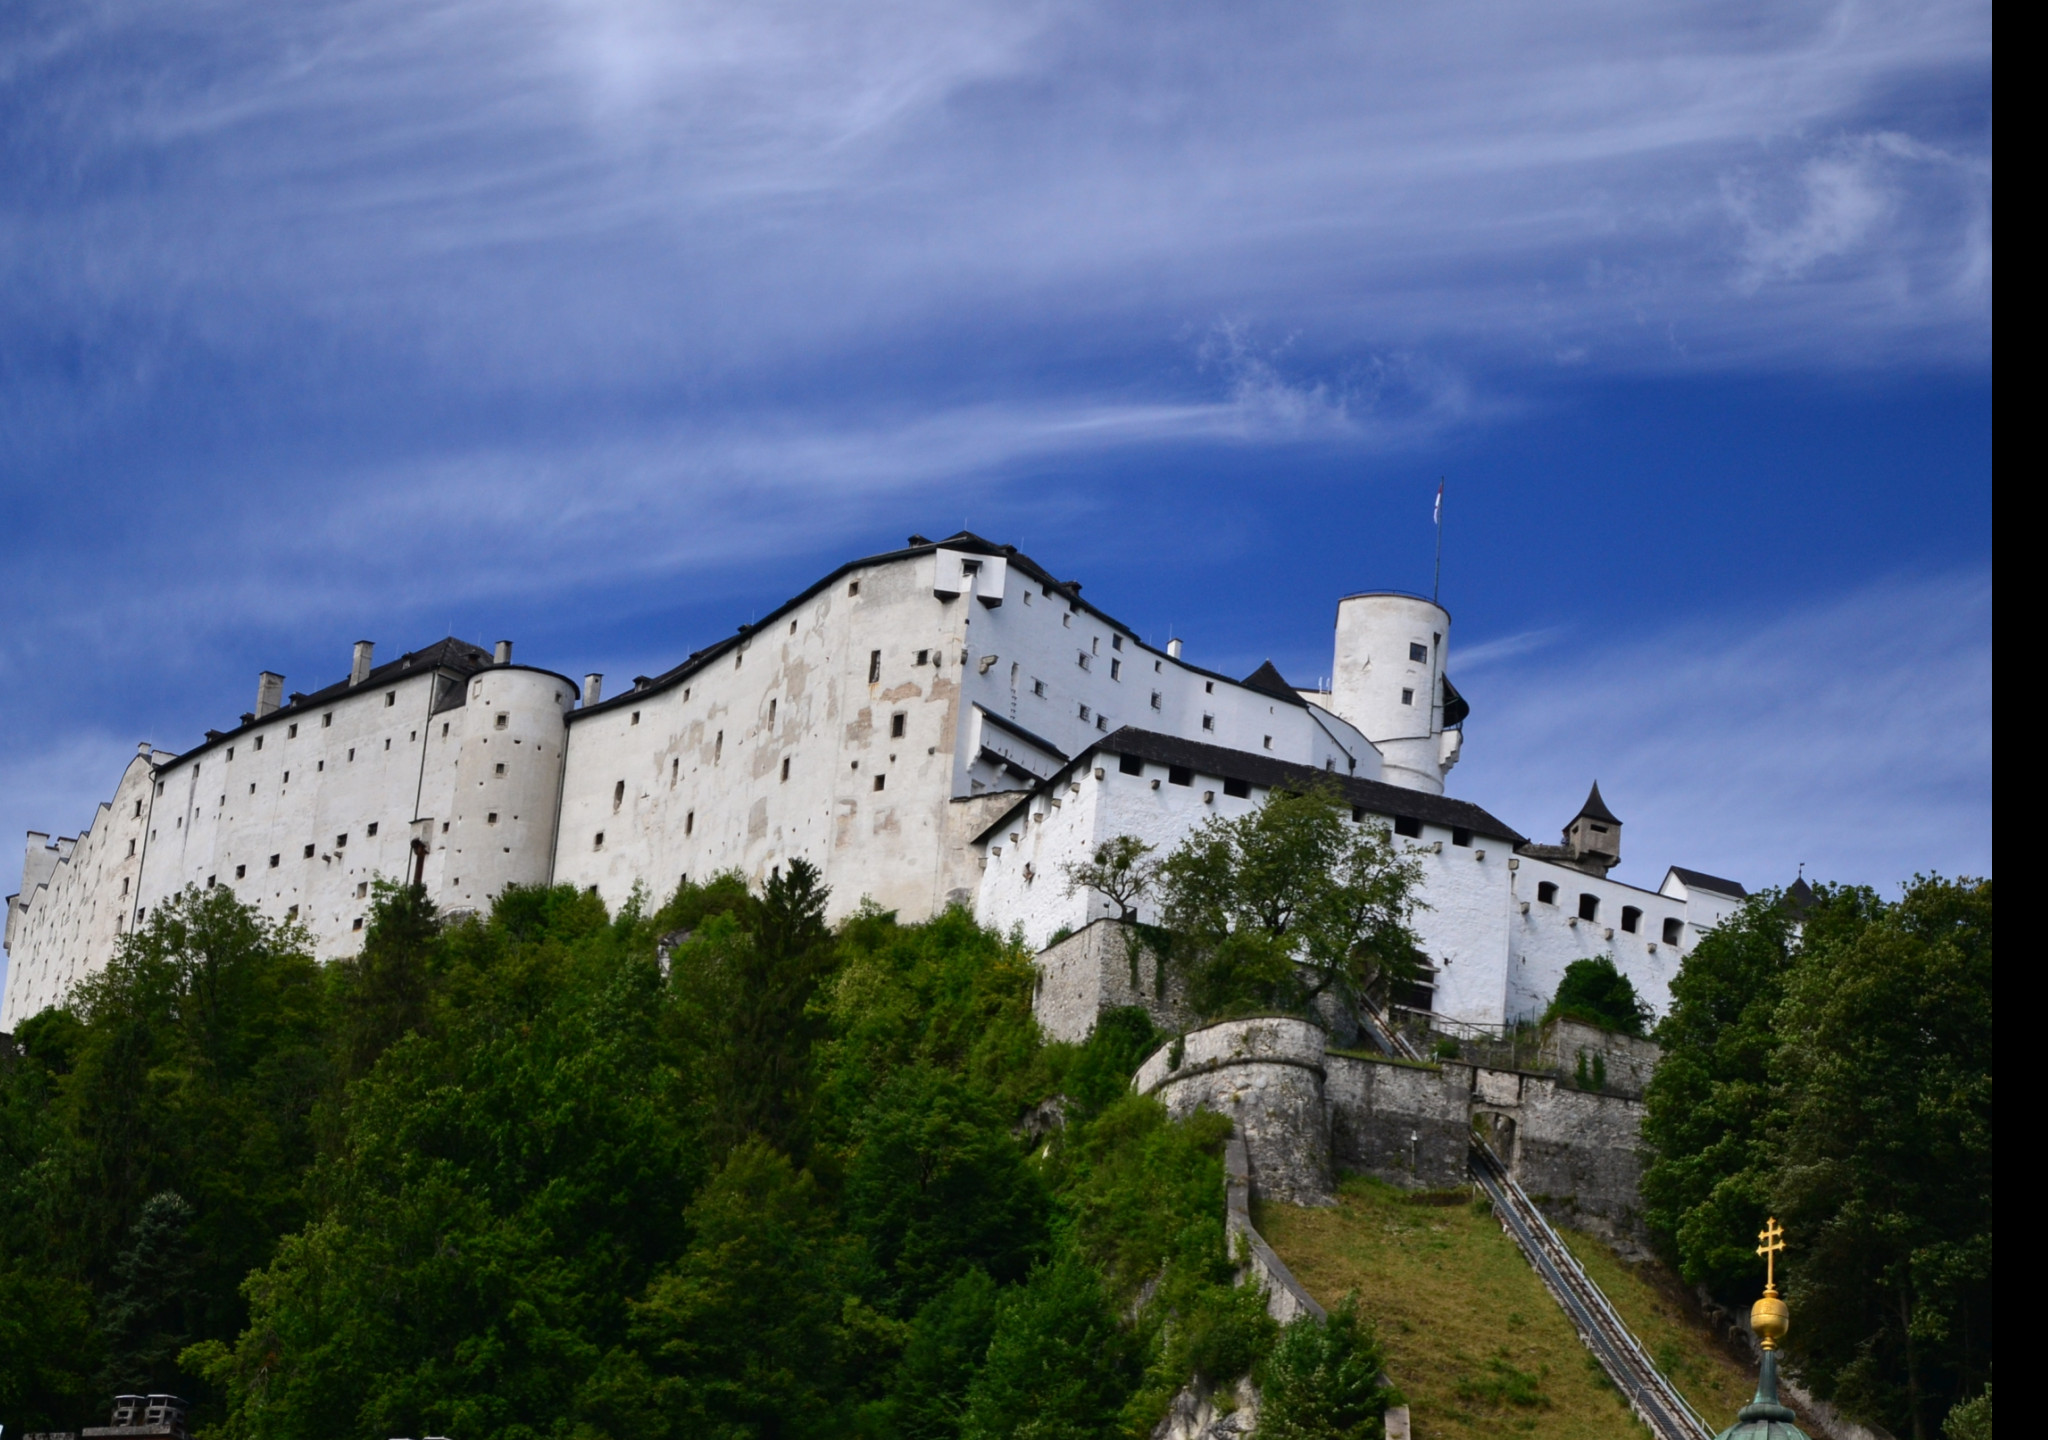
1328, 592, 1462, 794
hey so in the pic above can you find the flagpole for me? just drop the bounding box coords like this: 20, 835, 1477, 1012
1432, 478, 1444, 605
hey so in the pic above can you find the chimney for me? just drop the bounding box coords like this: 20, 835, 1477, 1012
256, 672, 285, 717
583, 673, 603, 707
494, 639, 513, 665
351, 641, 375, 687
1167, 638, 1183, 659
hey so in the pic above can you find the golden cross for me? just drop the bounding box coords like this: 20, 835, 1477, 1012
1756, 1216, 1786, 1292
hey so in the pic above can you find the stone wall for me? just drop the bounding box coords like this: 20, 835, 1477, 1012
1323, 1052, 1471, 1191
1136, 1018, 1334, 1206
1032, 919, 1194, 1044
1535, 1017, 1663, 1098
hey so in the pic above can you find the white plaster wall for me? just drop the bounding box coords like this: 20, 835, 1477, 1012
2, 753, 159, 1030
555, 547, 1381, 926
1327, 593, 1453, 793
1398, 824, 1515, 1029
3, 662, 574, 1030
1505, 857, 1695, 1025
1658, 871, 1748, 943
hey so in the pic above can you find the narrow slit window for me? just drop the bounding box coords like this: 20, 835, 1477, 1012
613, 780, 625, 811
890, 712, 906, 738
781, 756, 791, 781
868, 650, 882, 683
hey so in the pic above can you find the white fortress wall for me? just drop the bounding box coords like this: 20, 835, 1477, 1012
1, 752, 161, 1030
1504, 857, 1703, 1025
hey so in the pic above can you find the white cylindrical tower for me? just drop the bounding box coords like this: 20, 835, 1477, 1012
1328, 592, 1456, 793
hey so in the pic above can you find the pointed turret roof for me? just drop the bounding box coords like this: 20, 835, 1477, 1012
1574, 781, 1620, 825
1240, 660, 1308, 707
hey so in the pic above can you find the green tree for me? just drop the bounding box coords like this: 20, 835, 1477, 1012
1062, 836, 1161, 923
1154, 786, 1423, 1021
98, 1190, 203, 1397
1772, 877, 1992, 1438
959, 1248, 1138, 1440
1543, 956, 1649, 1036
330, 880, 442, 1084
868, 1266, 1001, 1440
1256, 1297, 1399, 1440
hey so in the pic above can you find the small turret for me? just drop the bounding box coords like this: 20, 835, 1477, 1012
1562, 783, 1621, 875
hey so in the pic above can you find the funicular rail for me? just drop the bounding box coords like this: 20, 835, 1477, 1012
1358, 998, 1712, 1440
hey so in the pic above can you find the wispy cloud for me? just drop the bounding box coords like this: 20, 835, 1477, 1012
1452, 570, 1992, 893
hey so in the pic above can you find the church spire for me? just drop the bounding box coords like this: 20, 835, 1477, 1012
1713, 1217, 1809, 1439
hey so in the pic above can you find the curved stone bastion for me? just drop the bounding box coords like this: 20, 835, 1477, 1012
1135, 1016, 1336, 1206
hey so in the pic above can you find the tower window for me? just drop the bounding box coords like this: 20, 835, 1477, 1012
1204, 681, 1214, 693
1410, 642, 1428, 662
613, 781, 625, 810
1663, 917, 1683, 945
868, 650, 882, 683
335, 833, 347, 848
1394, 816, 1422, 838
1400, 688, 1415, 706
1621, 905, 1642, 934
715, 731, 724, 761
1578, 893, 1600, 921
917, 649, 930, 665
1451, 827, 1472, 847
1262, 735, 1272, 750
1537, 881, 1558, 904
890, 712, 906, 738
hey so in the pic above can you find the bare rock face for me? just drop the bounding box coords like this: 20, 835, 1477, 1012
1151, 1376, 1261, 1440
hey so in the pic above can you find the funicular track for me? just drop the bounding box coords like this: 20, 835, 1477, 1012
1361, 1001, 1713, 1440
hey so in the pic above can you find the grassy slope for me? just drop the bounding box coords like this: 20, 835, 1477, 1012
1256, 1177, 1756, 1440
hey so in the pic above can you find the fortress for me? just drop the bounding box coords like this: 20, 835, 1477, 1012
4, 532, 1749, 1033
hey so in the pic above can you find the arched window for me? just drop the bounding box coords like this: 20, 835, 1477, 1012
1577, 893, 1599, 921
1620, 906, 1642, 934
1536, 881, 1558, 905
1662, 917, 1683, 946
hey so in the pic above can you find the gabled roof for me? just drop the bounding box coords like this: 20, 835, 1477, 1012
1240, 660, 1309, 707
1664, 865, 1747, 899
1574, 781, 1620, 825
972, 727, 1524, 847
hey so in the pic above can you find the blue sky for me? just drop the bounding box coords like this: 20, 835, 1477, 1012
1, 0, 1990, 975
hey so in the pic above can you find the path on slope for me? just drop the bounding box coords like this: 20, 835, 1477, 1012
1254, 1176, 1756, 1440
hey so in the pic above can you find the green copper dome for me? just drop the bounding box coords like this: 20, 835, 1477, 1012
1714, 1346, 1810, 1440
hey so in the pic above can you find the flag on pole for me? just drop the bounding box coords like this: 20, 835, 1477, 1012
1433, 479, 1443, 525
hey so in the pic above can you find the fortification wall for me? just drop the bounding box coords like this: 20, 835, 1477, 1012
1031, 919, 1193, 1043
1136, 1017, 1334, 1206
1323, 1052, 1472, 1191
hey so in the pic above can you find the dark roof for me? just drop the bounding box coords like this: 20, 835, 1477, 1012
1441, 674, 1470, 728
972, 727, 1525, 846
1666, 865, 1747, 898
161, 639, 578, 768
568, 530, 1309, 722
1782, 876, 1815, 916
1240, 660, 1308, 707
1571, 781, 1619, 825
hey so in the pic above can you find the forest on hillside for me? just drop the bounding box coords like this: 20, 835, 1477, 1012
0, 788, 1992, 1440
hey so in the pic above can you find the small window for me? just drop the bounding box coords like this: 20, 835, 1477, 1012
1578, 893, 1600, 921
670, 758, 679, 786
1077, 652, 1092, 671
1621, 905, 1642, 934
735, 652, 744, 671
385, 691, 396, 707
1090, 636, 1100, 655
254, 735, 264, 750
1168, 765, 1193, 786
1394, 816, 1422, 839
1118, 753, 1144, 776
631, 711, 641, 726
227, 746, 235, 760
1204, 681, 1214, 693
613, 780, 626, 811
488, 812, 499, 824
1201, 713, 1214, 731
1078, 704, 1092, 722
366, 822, 378, 837
1096, 714, 1107, 731
1062, 612, 1072, 628
335, 833, 347, 848
322, 712, 333, 728
1262, 735, 1272, 750
442, 722, 450, 737
684, 810, 696, 835
1109, 658, 1122, 680
1451, 827, 1472, 847
303, 844, 315, 858
384, 738, 391, 750
1409, 642, 1428, 662
1662, 917, 1683, 945
352, 917, 364, 931
768, 699, 778, 726
1032, 679, 1047, 698
287, 724, 297, 738
715, 731, 724, 761
1351, 806, 1365, 822
284, 770, 291, 783
495, 762, 506, 776
789, 619, 797, 633
594, 831, 605, 849
1400, 688, 1415, 706
1150, 691, 1162, 710
1223, 777, 1250, 799
1537, 881, 1558, 904
235, 864, 246, 879
868, 650, 882, 683
781, 756, 791, 782
286, 905, 299, 921
317, 759, 325, 772
249, 783, 256, 794
1112, 635, 1124, 651
873, 773, 887, 792
890, 712, 906, 738
206, 875, 215, 888
848, 580, 860, 596
917, 649, 930, 665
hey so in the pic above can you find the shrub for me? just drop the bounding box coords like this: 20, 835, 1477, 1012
1256, 1296, 1400, 1439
